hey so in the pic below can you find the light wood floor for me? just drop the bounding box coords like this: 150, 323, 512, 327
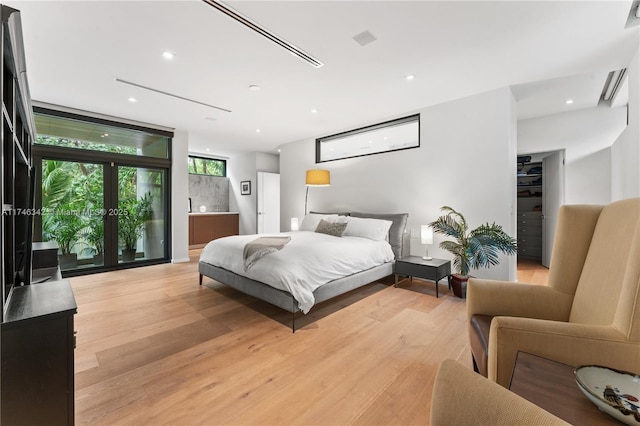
70, 253, 548, 425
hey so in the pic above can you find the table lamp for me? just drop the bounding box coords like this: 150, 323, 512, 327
421, 225, 433, 260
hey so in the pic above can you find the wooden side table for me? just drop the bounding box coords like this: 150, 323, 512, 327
509, 351, 621, 425
394, 256, 451, 297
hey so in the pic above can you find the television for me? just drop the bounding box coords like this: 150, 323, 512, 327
14, 165, 35, 287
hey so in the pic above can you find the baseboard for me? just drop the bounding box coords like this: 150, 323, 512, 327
172, 257, 190, 263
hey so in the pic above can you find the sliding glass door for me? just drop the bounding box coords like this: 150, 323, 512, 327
41, 159, 104, 271
117, 166, 166, 264
33, 107, 172, 276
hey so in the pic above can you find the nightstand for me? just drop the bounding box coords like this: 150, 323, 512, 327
394, 256, 452, 297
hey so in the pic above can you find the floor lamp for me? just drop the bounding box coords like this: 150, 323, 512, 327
305, 169, 330, 214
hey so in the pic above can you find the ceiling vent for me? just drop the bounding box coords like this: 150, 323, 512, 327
115, 78, 232, 113
352, 30, 377, 47
624, 0, 640, 28
601, 69, 627, 104
201, 0, 324, 68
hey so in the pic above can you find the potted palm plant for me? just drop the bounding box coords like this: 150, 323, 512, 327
118, 192, 153, 262
429, 206, 517, 298
83, 216, 105, 265
44, 208, 84, 270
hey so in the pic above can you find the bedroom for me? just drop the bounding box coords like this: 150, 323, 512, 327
1, 0, 639, 424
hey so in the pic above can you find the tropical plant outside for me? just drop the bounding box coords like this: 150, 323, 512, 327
188, 156, 225, 176
118, 192, 153, 251
37, 135, 138, 155
40, 150, 157, 266
429, 206, 517, 276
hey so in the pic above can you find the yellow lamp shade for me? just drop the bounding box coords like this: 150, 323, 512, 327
305, 169, 330, 186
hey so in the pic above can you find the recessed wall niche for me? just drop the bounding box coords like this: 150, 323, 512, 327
188, 175, 229, 212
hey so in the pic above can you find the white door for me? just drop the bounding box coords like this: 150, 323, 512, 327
257, 172, 280, 234
542, 150, 565, 268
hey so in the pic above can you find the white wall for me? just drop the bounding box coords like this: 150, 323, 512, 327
171, 130, 190, 263
518, 106, 626, 205
280, 87, 518, 281
612, 44, 640, 200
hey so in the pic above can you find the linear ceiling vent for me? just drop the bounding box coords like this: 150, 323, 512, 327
202, 0, 324, 68
624, 0, 640, 28
115, 78, 232, 113
601, 69, 627, 104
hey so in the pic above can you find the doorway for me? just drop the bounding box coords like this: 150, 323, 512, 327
516, 150, 565, 268
257, 172, 280, 233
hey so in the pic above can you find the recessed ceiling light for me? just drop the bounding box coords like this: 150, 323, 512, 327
249, 85, 261, 91
162, 51, 174, 60
405, 74, 415, 81
565, 99, 574, 105
311, 109, 318, 113
277, 149, 281, 153
128, 97, 137, 103
256, 129, 261, 133
206, 148, 210, 152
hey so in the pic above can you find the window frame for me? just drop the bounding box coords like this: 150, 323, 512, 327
188, 155, 227, 177
315, 114, 420, 163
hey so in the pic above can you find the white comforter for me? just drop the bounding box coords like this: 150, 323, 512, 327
199, 231, 395, 314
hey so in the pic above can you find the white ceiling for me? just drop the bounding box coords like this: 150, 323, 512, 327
7, 1, 640, 155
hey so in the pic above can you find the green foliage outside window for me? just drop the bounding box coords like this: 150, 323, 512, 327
37, 135, 138, 155
188, 156, 226, 176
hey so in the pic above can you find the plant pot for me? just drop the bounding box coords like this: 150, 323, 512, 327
122, 249, 137, 262
449, 274, 470, 299
58, 253, 78, 270
93, 254, 104, 266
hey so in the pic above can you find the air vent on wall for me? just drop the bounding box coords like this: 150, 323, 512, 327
201, 0, 324, 68
601, 69, 627, 103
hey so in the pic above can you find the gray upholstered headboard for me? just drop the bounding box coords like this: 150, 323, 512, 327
309, 211, 409, 259
350, 212, 409, 259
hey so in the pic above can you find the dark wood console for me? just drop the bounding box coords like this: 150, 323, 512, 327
1, 280, 77, 425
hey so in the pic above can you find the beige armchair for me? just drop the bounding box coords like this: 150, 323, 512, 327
430, 360, 569, 426
467, 198, 640, 387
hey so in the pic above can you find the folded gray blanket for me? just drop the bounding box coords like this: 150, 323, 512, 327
243, 236, 291, 271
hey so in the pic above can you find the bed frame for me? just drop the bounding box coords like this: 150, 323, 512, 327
199, 262, 393, 332
198, 212, 409, 332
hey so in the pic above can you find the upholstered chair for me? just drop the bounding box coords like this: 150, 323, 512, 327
430, 360, 568, 426
467, 198, 640, 387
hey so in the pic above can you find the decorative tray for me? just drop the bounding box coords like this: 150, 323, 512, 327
575, 365, 640, 425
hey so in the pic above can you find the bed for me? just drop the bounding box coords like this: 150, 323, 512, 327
198, 212, 409, 331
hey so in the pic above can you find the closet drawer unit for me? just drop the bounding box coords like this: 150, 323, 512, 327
518, 236, 542, 247
518, 211, 543, 220
518, 217, 542, 229
517, 225, 542, 238
518, 245, 542, 258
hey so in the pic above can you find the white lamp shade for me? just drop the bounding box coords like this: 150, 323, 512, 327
291, 217, 299, 231
421, 225, 433, 245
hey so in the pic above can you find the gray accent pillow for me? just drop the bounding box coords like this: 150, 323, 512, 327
350, 212, 408, 258
315, 219, 347, 237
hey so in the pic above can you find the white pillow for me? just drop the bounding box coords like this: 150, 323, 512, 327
343, 217, 393, 241
300, 213, 338, 231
